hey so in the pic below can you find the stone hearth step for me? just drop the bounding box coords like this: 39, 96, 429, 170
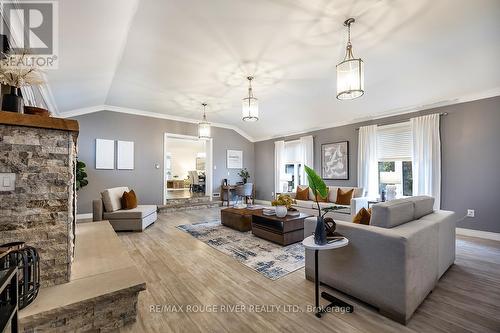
19, 221, 146, 332
159, 196, 221, 212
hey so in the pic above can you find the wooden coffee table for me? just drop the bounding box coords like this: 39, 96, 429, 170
251, 211, 313, 246
220, 207, 255, 232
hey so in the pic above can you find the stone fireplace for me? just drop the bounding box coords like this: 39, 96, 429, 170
0, 112, 79, 287
1, 112, 145, 331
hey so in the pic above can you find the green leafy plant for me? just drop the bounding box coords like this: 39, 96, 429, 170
271, 194, 295, 209
304, 165, 328, 217
238, 168, 250, 183
76, 160, 88, 191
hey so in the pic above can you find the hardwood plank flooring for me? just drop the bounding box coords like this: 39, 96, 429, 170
117, 208, 500, 333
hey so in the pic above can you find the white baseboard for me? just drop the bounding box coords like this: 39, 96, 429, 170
254, 199, 272, 205
76, 213, 92, 221
456, 228, 500, 241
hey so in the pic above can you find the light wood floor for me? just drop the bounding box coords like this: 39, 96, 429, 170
118, 208, 500, 333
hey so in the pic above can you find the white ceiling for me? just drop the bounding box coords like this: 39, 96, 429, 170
52, 0, 500, 141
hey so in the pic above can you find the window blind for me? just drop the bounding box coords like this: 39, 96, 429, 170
284, 140, 302, 163
377, 121, 412, 161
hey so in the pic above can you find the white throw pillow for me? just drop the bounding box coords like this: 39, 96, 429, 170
308, 187, 315, 200
353, 187, 364, 198
101, 187, 129, 212
328, 186, 338, 202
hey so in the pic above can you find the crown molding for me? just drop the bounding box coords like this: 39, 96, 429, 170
253, 87, 500, 142
56, 87, 500, 144
59, 104, 256, 142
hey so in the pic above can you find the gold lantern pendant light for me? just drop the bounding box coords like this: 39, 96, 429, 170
198, 103, 211, 139
242, 76, 259, 122
336, 18, 364, 100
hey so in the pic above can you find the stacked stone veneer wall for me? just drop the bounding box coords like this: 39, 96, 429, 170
20, 287, 143, 332
0, 124, 77, 287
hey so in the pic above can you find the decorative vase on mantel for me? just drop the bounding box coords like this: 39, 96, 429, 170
2, 86, 24, 113
275, 205, 287, 218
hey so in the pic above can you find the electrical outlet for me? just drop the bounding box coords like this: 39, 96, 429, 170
0, 173, 15, 191
271, 192, 275, 198
467, 209, 475, 218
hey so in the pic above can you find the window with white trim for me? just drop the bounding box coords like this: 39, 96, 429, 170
279, 140, 303, 192
376, 122, 413, 197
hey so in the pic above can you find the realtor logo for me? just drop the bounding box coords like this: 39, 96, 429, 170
1, 1, 58, 68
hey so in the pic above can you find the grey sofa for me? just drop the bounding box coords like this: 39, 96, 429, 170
288, 186, 368, 222
304, 196, 456, 324
93, 187, 157, 231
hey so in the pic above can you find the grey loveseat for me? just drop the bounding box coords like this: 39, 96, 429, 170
92, 187, 157, 231
304, 196, 456, 324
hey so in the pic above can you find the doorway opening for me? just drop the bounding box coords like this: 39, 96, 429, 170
163, 133, 213, 203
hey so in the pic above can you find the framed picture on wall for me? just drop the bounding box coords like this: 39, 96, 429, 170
321, 141, 349, 180
117, 140, 134, 170
95, 139, 115, 169
227, 150, 243, 169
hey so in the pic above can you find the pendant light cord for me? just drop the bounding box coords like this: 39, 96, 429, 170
202, 103, 207, 121
344, 19, 355, 61
247, 76, 254, 98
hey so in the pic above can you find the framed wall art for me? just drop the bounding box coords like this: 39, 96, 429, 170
227, 150, 243, 169
321, 141, 349, 180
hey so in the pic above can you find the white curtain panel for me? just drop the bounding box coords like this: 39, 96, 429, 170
299, 135, 314, 185
358, 125, 378, 197
274, 140, 285, 194
20, 86, 37, 107
411, 114, 441, 210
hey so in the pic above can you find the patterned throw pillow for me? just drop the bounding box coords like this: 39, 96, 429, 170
295, 186, 309, 200
353, 207, 371, 225
121, 190, 138, 210
335, 188, 354, 205
315, 189, 329, 202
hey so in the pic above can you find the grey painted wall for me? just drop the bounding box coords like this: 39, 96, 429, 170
73, 111, 254, 214
254, 96, 500, 233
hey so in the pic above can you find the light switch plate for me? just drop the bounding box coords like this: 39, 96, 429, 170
0, 173, 15, 191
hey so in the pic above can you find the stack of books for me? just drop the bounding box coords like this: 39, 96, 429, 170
262, 208, 275, 216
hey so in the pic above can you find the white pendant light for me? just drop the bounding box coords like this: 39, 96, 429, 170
336, 18, 364, 100
198, 103, 211, 139
242, 76, 259, 122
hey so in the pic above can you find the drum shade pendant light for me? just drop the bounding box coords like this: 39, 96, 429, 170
198, 103, 211, 139
242, 76, 259, 121
336, 18, 364, 100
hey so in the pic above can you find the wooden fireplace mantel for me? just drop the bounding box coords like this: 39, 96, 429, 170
0, 111, 79, 133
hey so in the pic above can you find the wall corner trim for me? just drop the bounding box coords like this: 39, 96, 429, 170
456, 227, 500, 242
59, 104, 256, 142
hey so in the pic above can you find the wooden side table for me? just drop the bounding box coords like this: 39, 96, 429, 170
302, 235, 354, 318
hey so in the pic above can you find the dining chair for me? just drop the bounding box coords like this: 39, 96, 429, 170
235, 183, 253, 205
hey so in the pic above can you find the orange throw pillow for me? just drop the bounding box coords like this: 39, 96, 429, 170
315, 189, 329, 202
295, 186, 309, 200
335, 188, 354, 205
121, 190, 138, 209
353, 207, 371, 225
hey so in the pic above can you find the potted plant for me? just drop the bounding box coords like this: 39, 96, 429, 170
0, 50, 44, 114
271, 194, 295, 218
238, 168, 250, 184
304, 165, 329, 245
76, 160, 89, 191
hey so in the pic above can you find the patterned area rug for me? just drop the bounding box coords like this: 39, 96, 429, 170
177, 221, 305, 280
